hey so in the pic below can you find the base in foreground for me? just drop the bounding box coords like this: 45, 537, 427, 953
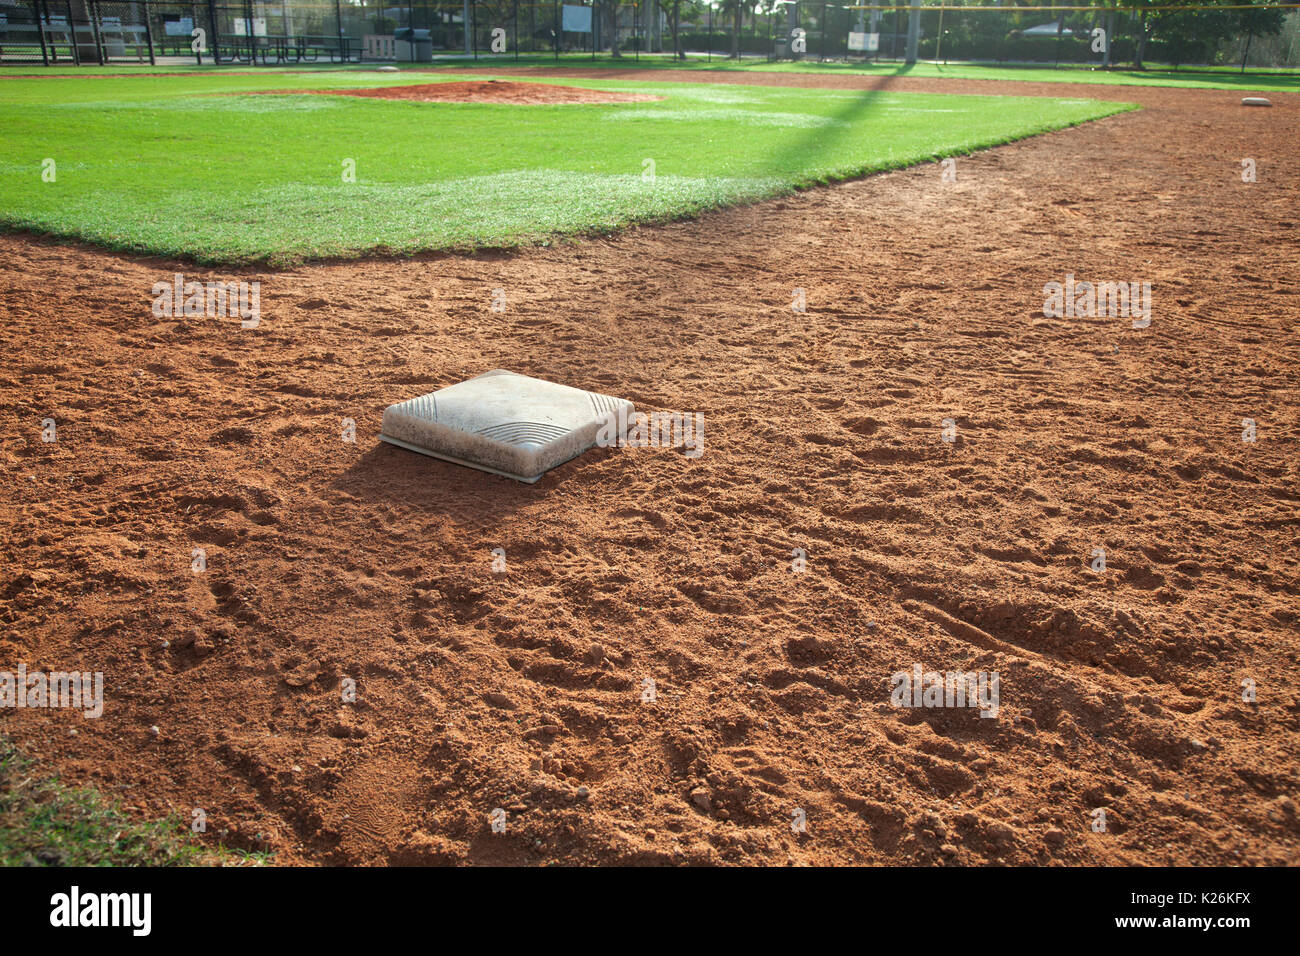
380, 369, 633, 483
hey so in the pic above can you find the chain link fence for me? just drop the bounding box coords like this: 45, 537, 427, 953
1, 0, 157, 65
2, 1, 1296, 70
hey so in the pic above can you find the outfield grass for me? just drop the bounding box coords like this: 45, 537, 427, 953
0, 70, 1131, 263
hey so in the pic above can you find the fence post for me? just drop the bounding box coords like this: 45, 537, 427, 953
513, 0, 518, 60
64, 0, 79, 64
33, 0, 50, 65
142, 0, 156, 64
88, 0, 105, 63
334, 0, 344, 61
553, 0, 558, 60
206, 0, 220, 63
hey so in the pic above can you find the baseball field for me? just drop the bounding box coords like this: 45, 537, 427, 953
1, 56, 1297, 868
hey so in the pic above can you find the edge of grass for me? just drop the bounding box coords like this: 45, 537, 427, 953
0, 95, 1137, 267
0, 736, 269, 867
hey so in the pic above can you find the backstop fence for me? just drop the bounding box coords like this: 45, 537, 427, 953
1, 1, 1295, 70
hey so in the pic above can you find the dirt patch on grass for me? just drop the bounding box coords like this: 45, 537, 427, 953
1, 74, 1298, 866
271, 80, 663, 105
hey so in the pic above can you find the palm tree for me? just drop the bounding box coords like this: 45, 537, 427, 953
607, 0, 623, 57
717, 0, 745, 58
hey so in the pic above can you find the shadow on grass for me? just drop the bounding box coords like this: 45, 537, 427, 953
751, 62, 915, 183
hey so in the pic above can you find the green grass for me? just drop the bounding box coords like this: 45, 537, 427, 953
0, 737, 267, 866
0, 69, 1132, 263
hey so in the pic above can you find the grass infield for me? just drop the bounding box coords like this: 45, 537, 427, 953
0, 70, 1132, 263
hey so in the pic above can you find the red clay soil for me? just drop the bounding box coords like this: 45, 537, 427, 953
1, 73, 1298, 866
262, 79, 663, 104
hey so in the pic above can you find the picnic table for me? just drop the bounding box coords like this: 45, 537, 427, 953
219, 33, 359, 65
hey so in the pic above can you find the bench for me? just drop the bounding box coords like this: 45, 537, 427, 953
217, 33, 358, 65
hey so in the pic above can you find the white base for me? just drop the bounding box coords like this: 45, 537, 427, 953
380, 370, 633, 483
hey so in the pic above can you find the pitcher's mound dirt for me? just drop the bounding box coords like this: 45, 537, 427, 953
309, 80, 662, 105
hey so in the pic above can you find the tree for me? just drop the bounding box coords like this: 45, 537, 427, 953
1126, 0, 1283, 68
718, 0, 747, 58
669, 0, 683, 58
606, 0, 622, 57
1236, 1, 1286, 68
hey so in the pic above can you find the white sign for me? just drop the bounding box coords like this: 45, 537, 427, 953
164, 17, 193, 36
848, 31, 879, 53
561, 4, 592, 33
232, 17, 267, 37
